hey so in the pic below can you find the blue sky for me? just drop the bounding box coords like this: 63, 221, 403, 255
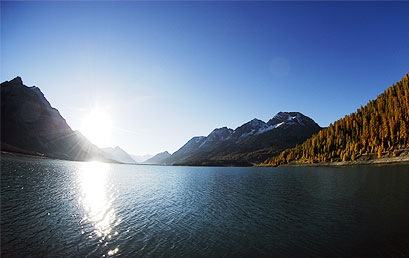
1, 1, 409, 155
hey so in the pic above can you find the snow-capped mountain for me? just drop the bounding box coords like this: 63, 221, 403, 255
231, 119, 267, 139
163, 112, 321, 166
199, 127, 233, 148
267, 112, 309, 127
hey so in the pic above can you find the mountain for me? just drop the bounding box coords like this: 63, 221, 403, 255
165, 127, 233, 165
142, 151, 171, 165
263, 73, 409, 166
102, 146, 136, 164
163, 112, 321, 166
1, 77, 115, 162
130, 154, 153, 163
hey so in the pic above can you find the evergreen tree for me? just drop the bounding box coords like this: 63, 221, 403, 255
263, 73, 409, 166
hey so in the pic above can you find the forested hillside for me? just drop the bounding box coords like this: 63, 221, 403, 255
263, 73, 409, 166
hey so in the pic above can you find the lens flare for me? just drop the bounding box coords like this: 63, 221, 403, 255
80, 109, 113, 147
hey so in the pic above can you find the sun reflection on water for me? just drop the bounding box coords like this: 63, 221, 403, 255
78, 161, 120, 255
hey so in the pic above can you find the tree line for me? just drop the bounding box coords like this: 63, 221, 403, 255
263, 73, 409, 166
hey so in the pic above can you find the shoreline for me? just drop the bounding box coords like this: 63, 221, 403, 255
3, 150, 409, 168
273, 152, 409, 168
0, 150, 49, 160
0, 151, 124, 164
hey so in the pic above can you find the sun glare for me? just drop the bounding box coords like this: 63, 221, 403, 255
78, 161, 121, 257
80, 109, 113, 147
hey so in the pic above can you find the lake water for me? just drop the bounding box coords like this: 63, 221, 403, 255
1, 155, 409, 258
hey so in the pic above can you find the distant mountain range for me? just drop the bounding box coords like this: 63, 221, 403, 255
142, 151, 171, 165
101, 146, 137, 164
162, 112, 321, 166
130, 154, 153, 163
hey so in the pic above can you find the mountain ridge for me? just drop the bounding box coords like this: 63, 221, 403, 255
101, 146, 136, 164
130, 153, 153, 163
163, 112, 321, 166
142, 151, 171, 165
1, 77, 117, 162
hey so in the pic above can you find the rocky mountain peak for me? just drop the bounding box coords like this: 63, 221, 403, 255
198, 127, 233, 149
268, 112, 306, 126
231, 118, 267, 139
208, 127, 233, 139
12, 76, 23, 84
249, 118, 266, 127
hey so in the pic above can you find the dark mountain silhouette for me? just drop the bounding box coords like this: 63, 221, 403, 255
163, 112, 321, 166
1, 77, 115, 162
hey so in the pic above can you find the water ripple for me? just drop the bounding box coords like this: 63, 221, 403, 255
1, 157, 409, 257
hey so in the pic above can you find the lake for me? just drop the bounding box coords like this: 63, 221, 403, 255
1, 155, 409, 257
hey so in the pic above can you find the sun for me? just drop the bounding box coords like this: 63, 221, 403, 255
80, 108, 113, 147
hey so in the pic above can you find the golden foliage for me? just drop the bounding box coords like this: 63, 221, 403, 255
263, 73, 409, 166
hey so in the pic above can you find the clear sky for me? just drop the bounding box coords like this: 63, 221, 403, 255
1, 1, 409, 155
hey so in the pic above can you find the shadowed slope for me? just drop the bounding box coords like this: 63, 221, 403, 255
1, 77, 115, 162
